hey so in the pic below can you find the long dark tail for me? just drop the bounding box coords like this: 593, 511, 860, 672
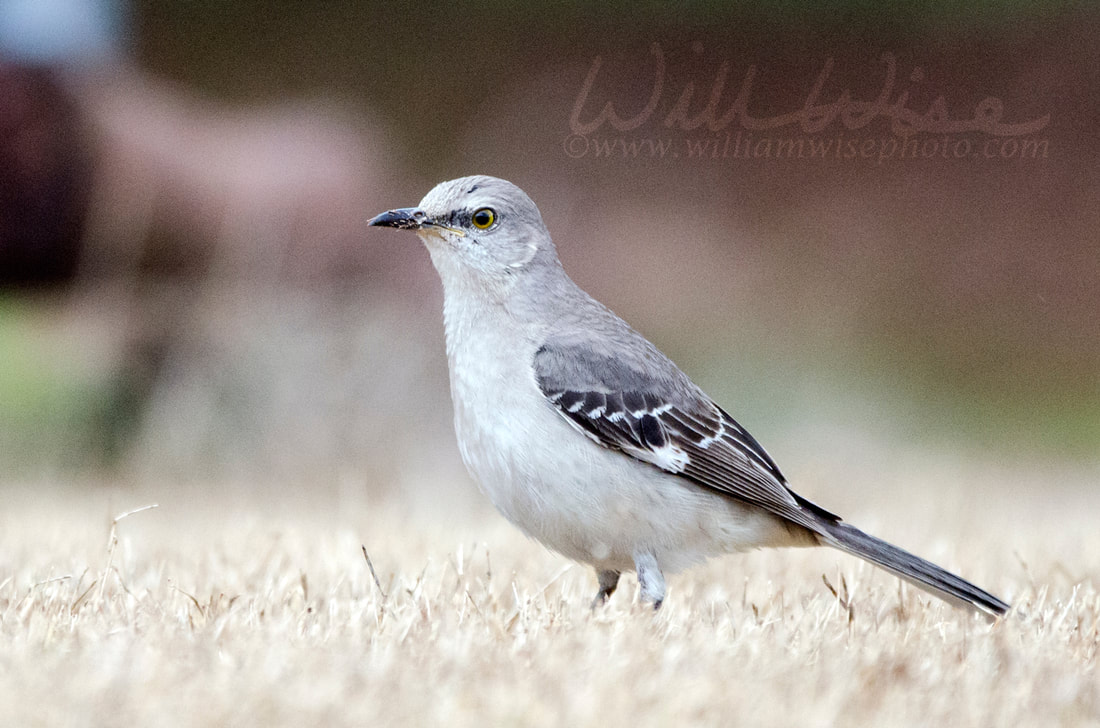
820, 521, 1009, 618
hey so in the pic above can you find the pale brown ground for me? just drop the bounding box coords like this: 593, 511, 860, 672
1, 453, 1097, 728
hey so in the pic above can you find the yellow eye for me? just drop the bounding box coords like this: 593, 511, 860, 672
471, 207, 495, 229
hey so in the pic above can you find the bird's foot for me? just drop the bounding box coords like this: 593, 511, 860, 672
590, 569, 621, 609
634, 552, 666, 610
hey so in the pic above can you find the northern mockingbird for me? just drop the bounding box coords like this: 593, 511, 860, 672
369, 175, 1009, 617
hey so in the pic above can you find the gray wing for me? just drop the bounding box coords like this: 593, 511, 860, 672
533, 340, 838, 533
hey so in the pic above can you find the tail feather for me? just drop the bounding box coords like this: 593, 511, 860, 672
821, 521, 1009, 619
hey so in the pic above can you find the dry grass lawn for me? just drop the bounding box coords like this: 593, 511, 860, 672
1, 455, 1097, 727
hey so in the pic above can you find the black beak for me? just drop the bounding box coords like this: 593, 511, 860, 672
368, 207, 430, 230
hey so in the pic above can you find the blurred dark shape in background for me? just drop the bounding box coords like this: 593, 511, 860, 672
0, 63, 88, 285
0, 0, 123, 284
0, 2, 1097, 499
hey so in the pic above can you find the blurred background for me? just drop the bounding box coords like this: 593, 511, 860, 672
1, 1, 1096, 511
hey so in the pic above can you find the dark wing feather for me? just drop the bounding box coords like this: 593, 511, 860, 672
534, 342, 838, 533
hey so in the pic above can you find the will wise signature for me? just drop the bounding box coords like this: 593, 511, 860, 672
569, 43, 1050, 138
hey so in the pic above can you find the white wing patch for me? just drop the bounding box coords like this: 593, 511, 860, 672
627, 441, 690, 473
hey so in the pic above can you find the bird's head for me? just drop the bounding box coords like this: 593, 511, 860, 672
369, 176, 558, 283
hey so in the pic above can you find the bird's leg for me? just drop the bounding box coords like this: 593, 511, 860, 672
633, 552, 666, 610
590, 569, 621, 609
